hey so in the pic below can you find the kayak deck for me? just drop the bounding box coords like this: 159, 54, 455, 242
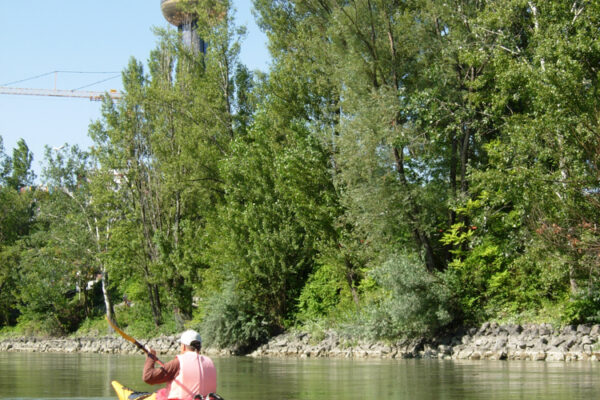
111, 381, 155, 400
111, 380, 225, 400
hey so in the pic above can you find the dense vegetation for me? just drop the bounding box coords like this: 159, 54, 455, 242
2, 0, 600, 351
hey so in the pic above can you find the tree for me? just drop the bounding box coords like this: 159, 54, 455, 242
4, 139, 35, 190
89, 3, 248, 330
471, 0, 600, 321
12, 144, 117, 334
0, 137, 36, 328
201, 109, 338, 347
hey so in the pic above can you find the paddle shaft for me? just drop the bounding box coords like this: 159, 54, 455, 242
133, 339, 167, 369
105, 315, 166, 369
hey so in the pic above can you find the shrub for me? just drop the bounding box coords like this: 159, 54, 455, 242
114, 301, 177, 338
563, 285, 600, 325
200, 280, 272, 353
296, 263, 345, 322
363, 252, 456, 338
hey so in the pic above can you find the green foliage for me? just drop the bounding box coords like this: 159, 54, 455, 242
0, 138, 36, 328
562, 292, 600, 325
16, 240, 86, 336
73, 316, 111, 337
202, 107, 338, 336
360, 252, 456, 339
4, 139, 35, 190
114, 303, 178, 338
0, 243, 22, 326
200, 280, 271, 352
297, 263, 345, 322
447, 240, 506, 322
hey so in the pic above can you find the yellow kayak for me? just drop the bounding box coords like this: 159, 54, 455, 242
111, 381, 225, 400
111, 381, 155, 400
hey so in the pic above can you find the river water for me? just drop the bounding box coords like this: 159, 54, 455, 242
1, 352, 600, 399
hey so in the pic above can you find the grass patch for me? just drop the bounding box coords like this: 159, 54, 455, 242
0, 325, 27, 339
72, 316, 111, 337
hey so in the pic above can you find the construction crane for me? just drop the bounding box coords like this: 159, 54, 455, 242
0, 71, 122, 101
0, 86, 122, 101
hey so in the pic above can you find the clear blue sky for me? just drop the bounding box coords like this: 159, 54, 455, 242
0, 0, 269, 179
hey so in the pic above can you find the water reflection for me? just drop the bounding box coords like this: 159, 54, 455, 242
0, 353, 599, 400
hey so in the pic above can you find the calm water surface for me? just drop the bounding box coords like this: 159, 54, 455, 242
1, 352, 599, 399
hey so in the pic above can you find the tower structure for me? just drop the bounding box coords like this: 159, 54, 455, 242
161, 0, 205, 54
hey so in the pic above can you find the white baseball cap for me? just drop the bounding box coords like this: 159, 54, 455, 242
180, 329, 202, 346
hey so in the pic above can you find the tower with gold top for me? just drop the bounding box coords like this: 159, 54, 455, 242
161, 0, 205, 53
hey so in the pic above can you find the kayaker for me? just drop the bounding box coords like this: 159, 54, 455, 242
143, 330, 217, 400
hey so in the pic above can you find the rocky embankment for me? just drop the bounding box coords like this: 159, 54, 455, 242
0, 335, 226, 357
250, 323, 600, 361
2, 323, 600, 362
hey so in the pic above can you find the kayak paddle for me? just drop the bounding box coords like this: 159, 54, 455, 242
105, 315, 166, 369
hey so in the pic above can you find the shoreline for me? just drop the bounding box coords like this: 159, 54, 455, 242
250, 322, 600, 361
1, 323, 600, 362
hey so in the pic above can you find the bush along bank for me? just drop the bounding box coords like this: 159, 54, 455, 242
1, 323, 600, 362
250, 323, 600, 362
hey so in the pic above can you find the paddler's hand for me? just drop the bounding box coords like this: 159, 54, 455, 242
148, 348, 157, 359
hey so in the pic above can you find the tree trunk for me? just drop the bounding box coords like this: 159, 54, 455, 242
344, 257, 361, 309
449, 135, 458, 226
147, 280, 162, 327
569, 264, 579, 294
101, 268, 114, 321
460, 124, 471, 194
393, 146, 437, 271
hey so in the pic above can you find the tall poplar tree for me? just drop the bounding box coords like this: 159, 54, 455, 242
89, 1, 247, 329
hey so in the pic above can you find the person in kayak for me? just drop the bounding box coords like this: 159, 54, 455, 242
143, 330, 217, 400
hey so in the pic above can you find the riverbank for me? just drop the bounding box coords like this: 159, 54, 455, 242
0, 335, 196, 356
1, 323, 599, 361
251, 322, 600, 361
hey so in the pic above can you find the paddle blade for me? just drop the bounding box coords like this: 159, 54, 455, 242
105, 315, 136, 344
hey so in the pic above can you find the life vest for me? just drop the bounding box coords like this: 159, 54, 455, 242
167, 352, 217, 400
